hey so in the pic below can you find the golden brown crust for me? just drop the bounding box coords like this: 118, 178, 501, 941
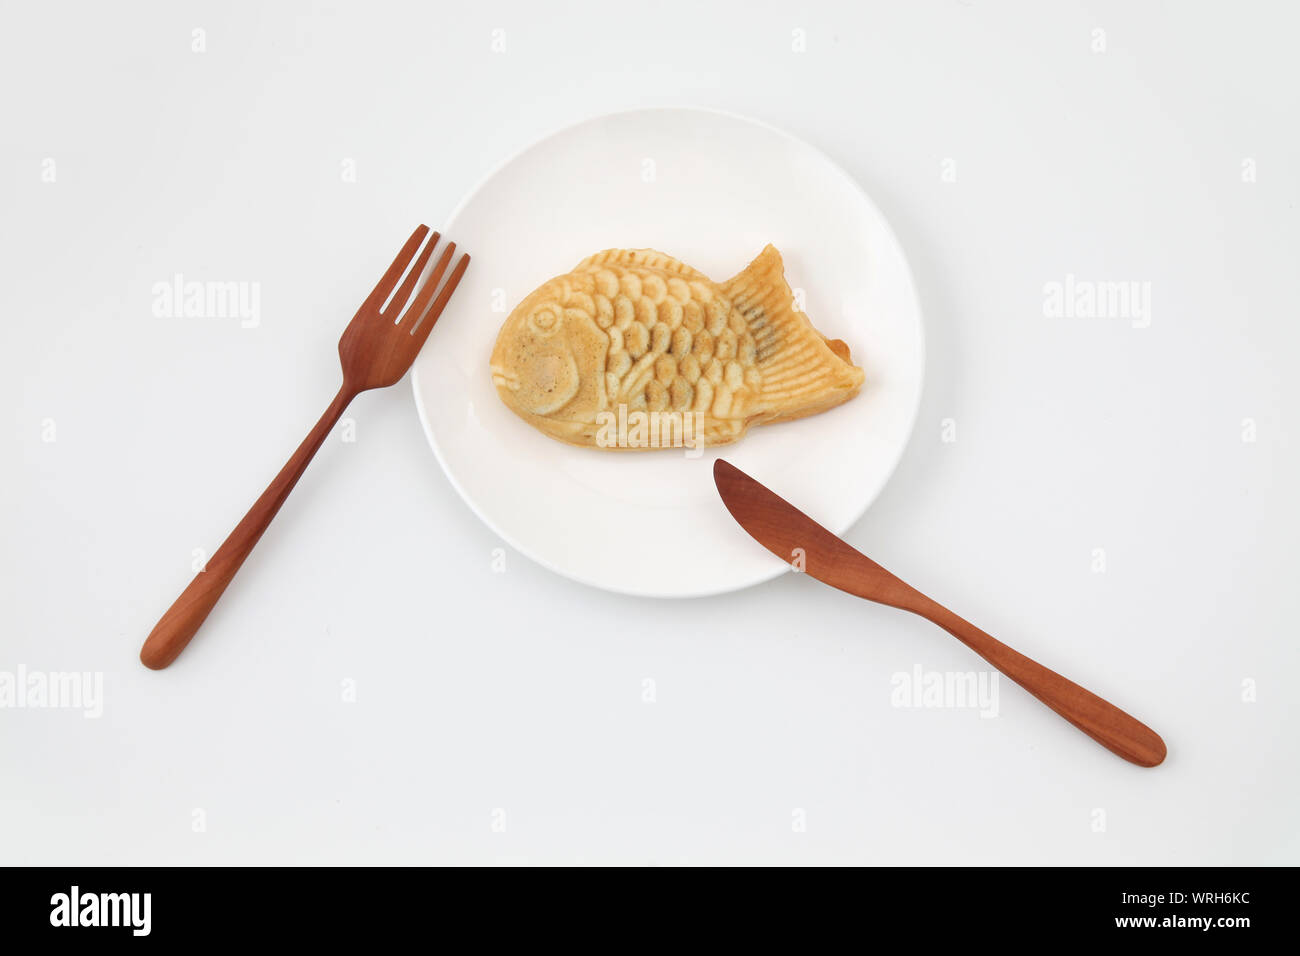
490, 246, 865, 450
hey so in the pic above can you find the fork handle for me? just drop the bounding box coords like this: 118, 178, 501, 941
140, 386, 356, 669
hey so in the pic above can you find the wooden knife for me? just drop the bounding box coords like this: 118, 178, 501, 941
713, 459, 1166, 768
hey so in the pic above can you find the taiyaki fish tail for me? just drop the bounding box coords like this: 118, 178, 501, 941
721, 245, 866, 425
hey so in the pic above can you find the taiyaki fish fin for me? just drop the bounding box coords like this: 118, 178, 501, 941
722, 245, 865, 424
574, 248, 709, 280
701, 419, 746, 447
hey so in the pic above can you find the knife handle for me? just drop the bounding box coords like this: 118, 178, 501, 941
904, 596, 1166, 767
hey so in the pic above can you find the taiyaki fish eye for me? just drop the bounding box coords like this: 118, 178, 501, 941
529, 306, 562, 336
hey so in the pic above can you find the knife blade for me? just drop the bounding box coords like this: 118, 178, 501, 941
713, 458, 1167, 768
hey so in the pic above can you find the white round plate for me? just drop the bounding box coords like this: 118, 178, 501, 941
413, 108, 924, 598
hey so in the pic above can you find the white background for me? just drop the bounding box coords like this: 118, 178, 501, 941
2, 1, 1296, 865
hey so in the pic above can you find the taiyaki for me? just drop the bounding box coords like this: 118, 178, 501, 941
490, 246, 865, 449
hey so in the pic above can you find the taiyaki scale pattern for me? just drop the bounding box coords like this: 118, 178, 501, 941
490, 246, 865, 449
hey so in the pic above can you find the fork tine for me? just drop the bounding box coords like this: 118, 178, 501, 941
384, 230, 441, 319
360, 224, 429, 313
402, 241, 457, 328
408, 252, 470, 348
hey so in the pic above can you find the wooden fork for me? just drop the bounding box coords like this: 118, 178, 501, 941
140, 226, 469, 669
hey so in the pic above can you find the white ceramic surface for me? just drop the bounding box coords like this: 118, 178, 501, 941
413, 108, 925, 596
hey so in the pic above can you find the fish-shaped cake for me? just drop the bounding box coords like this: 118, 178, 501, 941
490, 246, 865, 449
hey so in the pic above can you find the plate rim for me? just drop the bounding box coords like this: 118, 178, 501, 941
412, 105, 927, 598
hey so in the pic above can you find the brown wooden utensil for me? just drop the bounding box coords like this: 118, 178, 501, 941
713, 459, 1166, 767
140, 225, 469, 670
